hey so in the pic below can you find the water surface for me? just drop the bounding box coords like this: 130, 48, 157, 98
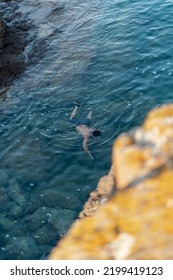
0, 0, 173, 259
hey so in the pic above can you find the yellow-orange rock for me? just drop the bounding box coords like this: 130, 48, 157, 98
49, 104, 173, 260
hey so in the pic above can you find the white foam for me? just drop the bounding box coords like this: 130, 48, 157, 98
38, 23, 55, 39
17, 0, 65, 25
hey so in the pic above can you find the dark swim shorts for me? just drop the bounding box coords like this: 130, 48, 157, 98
70, 117, 91, 127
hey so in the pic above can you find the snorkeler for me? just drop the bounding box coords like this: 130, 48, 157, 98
70, 102, 102, 160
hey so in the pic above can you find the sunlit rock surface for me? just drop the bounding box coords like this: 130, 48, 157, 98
49, 104, 173, 260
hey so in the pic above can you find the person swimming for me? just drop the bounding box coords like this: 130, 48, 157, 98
70, 102, 102, 160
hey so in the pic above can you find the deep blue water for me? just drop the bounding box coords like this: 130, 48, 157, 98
0, 0, 173, 259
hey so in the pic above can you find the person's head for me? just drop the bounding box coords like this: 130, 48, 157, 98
92, 129, 102, 137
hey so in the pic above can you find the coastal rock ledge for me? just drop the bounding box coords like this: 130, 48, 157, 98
49, 104, 173, 260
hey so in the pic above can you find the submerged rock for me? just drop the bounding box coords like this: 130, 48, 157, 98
8, 204, 24, 220
25, 207, 78, 240
0, 187, 6, 196
24, 199, 42, 215
0, 0, 31, 95
24, 207, 50, 232
11, 221, 28, 238
33, 225, 59, 245
0, 185, 9, 209
6, 237, 41, 260
0, 214, 15, 232
0, 231, 8, 247
0, 17, 27, 92
6, 178, 29, 208
0, 250, 5, 260
39, 189, 83, 211
0, 169, 10, 188
39, 244, 53, 260
49, 104, 173, 260
47, 209, 78, 237
0, 20, 5, 37
0, 19, 5, 52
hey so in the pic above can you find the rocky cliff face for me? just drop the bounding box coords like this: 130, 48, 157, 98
49, 104, 173, 260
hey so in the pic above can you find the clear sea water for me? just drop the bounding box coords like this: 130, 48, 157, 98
1, 0, 173, 259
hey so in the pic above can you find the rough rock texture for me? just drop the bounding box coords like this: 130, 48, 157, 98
0, 19, 5, 51
79, 167, 116, 219
0, 18, 27, 94
49, 104, 173, 260
0, 0, 31, 96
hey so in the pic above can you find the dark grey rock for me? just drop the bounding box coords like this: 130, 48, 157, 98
0, 20, 5, 33
0, 214, 15, 232
11, 221, 28, 237
39, 189, 83, 211
25, 207, 78, 239
0, 187, 6, 196
0, 186, 10, 210
0, 19, 5, 39
0, 232, 7, 247
24, 193, 43, 215
0, 169, 9, 188
24, 207, 49, 232
25, 201, 41, 215
0, 249, 5, 260
39, 244, 52, 259
0, 13, 27, 92
0, 194, 10, 211
33, 224, 59, 245
9, 204, 23, 220
7, 178, 29, 208
47, 209, 78, 237
6, 237, 41, 260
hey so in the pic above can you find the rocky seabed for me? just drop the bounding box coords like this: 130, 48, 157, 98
0, 170, 80, 259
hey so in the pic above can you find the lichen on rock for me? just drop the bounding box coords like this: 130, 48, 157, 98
49, 104, 173, 260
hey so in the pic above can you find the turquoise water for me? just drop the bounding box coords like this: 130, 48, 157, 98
1, 0, 173, 259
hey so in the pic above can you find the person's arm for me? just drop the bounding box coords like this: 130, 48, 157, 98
83, 137, 94, 160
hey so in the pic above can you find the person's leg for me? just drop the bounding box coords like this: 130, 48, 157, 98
86, 110, 92, 120
84, 110, 92, 126
70, 102, 81, 127
70, 106, 78, 120
70, 102, 80, 120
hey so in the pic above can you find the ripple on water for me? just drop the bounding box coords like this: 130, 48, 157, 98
1, 0, 173, 259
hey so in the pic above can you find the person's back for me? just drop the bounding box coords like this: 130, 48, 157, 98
70, 103, 102, 159
76, 124, 92, 138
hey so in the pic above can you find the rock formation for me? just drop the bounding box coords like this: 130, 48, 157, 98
0, 19, 5, 52
0, 0, 30, 96
49, 104, 173, 260
0, 18, 27, 94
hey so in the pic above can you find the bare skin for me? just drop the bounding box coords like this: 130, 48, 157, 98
70, 105, 94, 160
